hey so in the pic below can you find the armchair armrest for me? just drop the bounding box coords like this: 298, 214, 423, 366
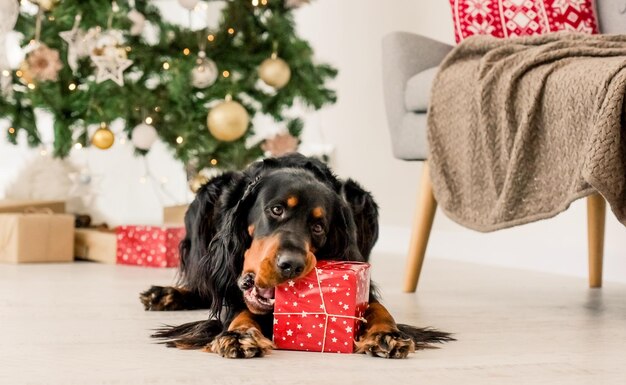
382, 32, 453, 138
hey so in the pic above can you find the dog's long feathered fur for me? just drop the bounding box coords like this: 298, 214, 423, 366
152, 154, 453, 350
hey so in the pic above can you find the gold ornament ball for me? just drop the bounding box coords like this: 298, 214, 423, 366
189, 174, 209, 193
207, 100, 250, 142
258, 56, 291, 89
92, 126, 115, 149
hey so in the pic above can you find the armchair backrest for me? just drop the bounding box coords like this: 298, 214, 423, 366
597, 0, 626, 33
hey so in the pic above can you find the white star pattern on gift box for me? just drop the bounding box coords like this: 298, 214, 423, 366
331, 337, 337, 343
91, 55, 133, 86
346, 326, 352, 333
308, 283, 314, 289
288, 280, 295, 287
306, 333, 312, 338
342, 274, 349, 280
286, 329, 293, 336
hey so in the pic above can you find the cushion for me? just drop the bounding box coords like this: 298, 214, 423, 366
448, 0, 599, 43
405, 66, 439, 113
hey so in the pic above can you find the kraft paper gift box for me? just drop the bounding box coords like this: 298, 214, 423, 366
273, 261, 371, 353
0, 199, 66, 214
74, 228, 118, 264
163, 205, 189, 225
0, 212, 75, 263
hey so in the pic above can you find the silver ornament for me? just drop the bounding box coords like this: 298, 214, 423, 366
191, 54, 218, 89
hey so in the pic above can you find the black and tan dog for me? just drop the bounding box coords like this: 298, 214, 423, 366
141, 153, 452, 358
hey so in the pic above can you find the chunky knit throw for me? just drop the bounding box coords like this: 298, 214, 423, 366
428, 33, 626, 232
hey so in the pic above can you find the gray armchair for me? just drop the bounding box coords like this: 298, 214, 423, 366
382, 0, 626, 292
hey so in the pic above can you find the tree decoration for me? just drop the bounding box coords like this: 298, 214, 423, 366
188, 173, 209, 194
207, 98, 250, 142
258, 53, 291, 89
127, 9, 146, 36
1, 0, 336, 171
91, 123, 115, 150
177, 0, 199, 11
261, 132, 299, 157
285, 0, 311, 9
0, 0, 19, 96
131, 122, 158, 150
31, 0, 59, 11
25, 44, 63, 82
191, 51, 218, 89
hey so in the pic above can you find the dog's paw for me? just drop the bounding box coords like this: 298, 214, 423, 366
140, 286, 184, 311
355, 330, 416, 359
209, 328, 274, 358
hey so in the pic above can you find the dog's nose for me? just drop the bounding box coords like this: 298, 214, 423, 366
277, 254, 305, 279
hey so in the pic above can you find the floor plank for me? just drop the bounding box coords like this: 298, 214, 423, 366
0, 255, 624, 385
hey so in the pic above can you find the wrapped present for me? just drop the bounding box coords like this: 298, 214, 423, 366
0, 209, 74, 264
0, 199, 65, 214
273, 261, 370, 353
116, 225, 185, 267
163, 204, 189, 225
74, 228, 117, 264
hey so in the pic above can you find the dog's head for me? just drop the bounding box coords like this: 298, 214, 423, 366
238, 169, 359, 314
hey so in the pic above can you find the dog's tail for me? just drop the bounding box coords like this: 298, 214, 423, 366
397, 324, 455, 349
152, 319, 223, 350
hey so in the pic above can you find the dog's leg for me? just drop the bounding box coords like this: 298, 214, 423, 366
355, 301, 416, 358
140, 286, 206, 311
209, 310, 274, 358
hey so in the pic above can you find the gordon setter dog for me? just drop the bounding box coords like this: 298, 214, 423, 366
141, 153, 451, 358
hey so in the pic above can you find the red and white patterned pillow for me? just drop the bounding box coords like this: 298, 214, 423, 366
449, 0, 599, 43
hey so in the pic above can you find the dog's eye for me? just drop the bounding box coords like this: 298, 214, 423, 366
270, 205, 284, 217
311, 223, 324, 235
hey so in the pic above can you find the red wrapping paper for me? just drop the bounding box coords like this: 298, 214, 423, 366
115, 225, 185, 267
273, 261, 370, 353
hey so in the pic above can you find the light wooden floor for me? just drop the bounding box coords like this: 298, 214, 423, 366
1, 255, 625, 385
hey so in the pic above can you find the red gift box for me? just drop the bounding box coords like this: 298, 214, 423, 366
115, 225, 185, 267
273, 261, 370, 353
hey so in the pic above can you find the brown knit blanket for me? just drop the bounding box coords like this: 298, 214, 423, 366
428, 33, 626, 232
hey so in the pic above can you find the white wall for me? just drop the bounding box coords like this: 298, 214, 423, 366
1, 0, 624, 282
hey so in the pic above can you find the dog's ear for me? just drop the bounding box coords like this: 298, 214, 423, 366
318, 197, 364, 263
193, 174, 263, 318
341, 179, 379, 260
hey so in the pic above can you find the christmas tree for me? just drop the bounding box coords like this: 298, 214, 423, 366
0, 0, 337, 178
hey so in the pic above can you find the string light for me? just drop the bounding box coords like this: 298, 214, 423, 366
261, 0, 268, 4
125, 46, 132, 52
252, 0, 259, 5
160, 177, 169, 185
8, 127, 15, 134
176, 136, 184, 144
27, 83, 36, 90
74, 143, 83, 150
227, 28, 235, 35
145, 116, 153, 124
15, 70, 23, 78
207, 34, 215, 42
183, 48, 190, 55
163, 62, 170, 70
48, 16, 55, 21
68, 83, 76, 91
119, 137, 127, 144
154, 106, 161, 112
222, 70, 230, 78
1, 70, 9, 77
40, 149, 47, 156
139, 176, 147, 184
210, 158, 218, 166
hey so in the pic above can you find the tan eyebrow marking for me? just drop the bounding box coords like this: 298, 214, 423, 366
287, 196, 298, 208
312, 207, 324, 218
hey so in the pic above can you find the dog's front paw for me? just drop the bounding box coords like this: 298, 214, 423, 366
355, 330, 416, 359
209, 328, 274, 358
140, 286, 183, 311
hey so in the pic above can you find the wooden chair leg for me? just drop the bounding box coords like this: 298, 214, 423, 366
403, 161, 437, 293
587, 193, 605, 288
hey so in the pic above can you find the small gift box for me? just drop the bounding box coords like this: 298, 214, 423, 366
115, 225, 185, 267
74, 228, 117, 264
273, 261, 370, 353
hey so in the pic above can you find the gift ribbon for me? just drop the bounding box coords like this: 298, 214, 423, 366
273, 266, 367, 353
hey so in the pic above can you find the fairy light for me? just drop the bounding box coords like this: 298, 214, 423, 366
68, 83, 76, 91
163, 62, 170, 70
210, 158, 218, 166
40, 149, 47, 156
139, 176, 147, 184
74, 143, 83, 150
119, 137, 127, 145
207, 34, 215, 42
227, 28, 235, 35
183, 48, 190, 55
27, 83, 36, 90
261, 0, 268, 4
145, 116, 153, 124
8, 127, 15, 134
154, 106, 161, 112
15, 70, 23, 78
1, 70, 9, 77
176, 136, 184, 144
160, 177, 169, 185
222, 70, 230, 78
252, 0, 259, 5
125, 46, 132, 52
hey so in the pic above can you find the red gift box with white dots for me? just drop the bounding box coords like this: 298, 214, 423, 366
273, 261, 370, 353
115, 225, 185, 268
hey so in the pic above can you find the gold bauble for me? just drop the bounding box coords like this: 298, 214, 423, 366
91, 125, 115, 149
32, 0, 59, 11
258, 55, 291, 89
189, 174, 209, 193
207, 100, 250, 142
